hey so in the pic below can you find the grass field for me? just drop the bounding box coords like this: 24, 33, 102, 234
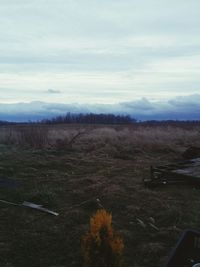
0, 123, 200, 266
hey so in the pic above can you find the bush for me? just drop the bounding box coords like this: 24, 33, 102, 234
82, 209, 124, 267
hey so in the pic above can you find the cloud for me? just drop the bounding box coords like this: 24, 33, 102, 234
168, 94, 200, 107
0, 94, 199, 122
46, 89, 61, 94
120, 98, 154, 111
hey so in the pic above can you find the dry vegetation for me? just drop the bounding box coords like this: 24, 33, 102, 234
0, 123, 200, 266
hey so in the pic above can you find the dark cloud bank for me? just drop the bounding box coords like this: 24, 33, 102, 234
0, 94, 199, 122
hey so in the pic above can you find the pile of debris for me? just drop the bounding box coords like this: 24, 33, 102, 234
144, 147, 200, 188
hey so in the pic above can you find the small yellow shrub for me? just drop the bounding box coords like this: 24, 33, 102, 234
82, 209, 124, 267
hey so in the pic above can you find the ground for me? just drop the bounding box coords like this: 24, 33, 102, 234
0, 124, 200, 267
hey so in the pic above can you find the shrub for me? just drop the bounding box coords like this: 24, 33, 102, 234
82, 209, 124, 267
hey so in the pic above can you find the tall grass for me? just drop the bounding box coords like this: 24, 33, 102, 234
0, 125, 49, 148
0, 124, 199, 151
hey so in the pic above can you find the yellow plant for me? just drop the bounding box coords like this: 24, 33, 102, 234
82, 209, 124, 267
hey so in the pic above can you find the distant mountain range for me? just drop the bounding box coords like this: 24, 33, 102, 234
0, 94, 200, 122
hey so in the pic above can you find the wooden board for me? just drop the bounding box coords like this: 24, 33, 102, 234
144, 158, 200, 187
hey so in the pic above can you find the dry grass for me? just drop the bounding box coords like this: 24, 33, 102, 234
0, 124, 199, 151
0, 123, 200, 266
0, 125, 49, 148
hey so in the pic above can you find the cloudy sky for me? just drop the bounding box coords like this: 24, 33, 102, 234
0, 0, 200, 120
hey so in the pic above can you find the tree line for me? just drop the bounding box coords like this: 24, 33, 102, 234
41, 113, 133, 124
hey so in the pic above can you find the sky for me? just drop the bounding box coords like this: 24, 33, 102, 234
0, 0, 200, 120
